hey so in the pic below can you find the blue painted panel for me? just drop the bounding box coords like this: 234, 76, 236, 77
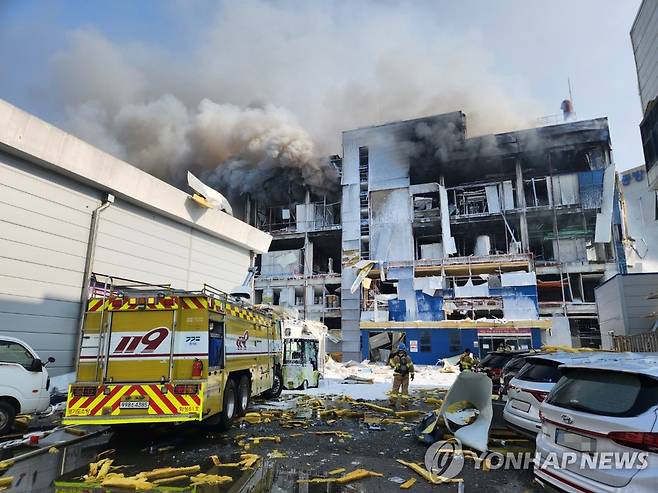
531, 329, 542, 349
388, 299, 407, 321
415, 292, 444, 322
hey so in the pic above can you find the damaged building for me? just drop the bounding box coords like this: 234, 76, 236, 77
342, 113, 624, 363
250, 112, 625, 362
251, 156, 343, 353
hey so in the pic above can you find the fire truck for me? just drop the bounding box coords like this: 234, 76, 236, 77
63, 275, 283, 428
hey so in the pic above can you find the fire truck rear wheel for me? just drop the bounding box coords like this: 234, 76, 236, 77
236, 375, 251, 416
219, 379, 237, 430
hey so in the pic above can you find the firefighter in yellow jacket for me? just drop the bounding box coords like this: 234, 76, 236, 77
389, 343, 414, 407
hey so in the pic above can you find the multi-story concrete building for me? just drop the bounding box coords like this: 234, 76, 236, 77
254, 112, 625, 362
631, 0, 658, 188
252, 157, 343, 354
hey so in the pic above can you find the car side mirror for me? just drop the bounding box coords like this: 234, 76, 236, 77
29, 358, 44, 372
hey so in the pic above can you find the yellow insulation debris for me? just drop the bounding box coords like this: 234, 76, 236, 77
139, 465, 201, 481
100, 476, 154, 490
0, 477, 13, 490
400, 477, 417, 489
335, 468, 383, 484
190, 473, 233, 485
152, 475, 188, 485
396, 459, 463, 485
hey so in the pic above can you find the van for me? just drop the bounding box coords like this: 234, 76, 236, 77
0, 336, 55, 434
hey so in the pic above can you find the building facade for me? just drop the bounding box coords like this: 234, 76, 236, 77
631, 0, 658, 188
619, 164, 658, 272
0, 99, 271, 375
253, 112, 625, 362
340, 114, 623, 362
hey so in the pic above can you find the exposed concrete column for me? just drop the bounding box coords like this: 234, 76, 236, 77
515, 159, 530, 252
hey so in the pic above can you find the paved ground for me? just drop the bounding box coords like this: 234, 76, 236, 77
42, 390, 543, 492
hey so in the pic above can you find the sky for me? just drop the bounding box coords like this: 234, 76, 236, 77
0, 0, 646, 179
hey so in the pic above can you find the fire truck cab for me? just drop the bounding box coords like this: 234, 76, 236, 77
64, 275, 282, 428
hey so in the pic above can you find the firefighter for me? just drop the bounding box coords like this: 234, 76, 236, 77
389, 343, 414, 407
458, 348, 477, 372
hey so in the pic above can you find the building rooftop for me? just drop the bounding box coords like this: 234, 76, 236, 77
0, 99, 271, 253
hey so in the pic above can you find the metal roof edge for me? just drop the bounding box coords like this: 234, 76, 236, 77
0, 99, 272, 254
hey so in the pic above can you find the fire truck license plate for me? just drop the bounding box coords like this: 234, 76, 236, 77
119, 401, 149, 409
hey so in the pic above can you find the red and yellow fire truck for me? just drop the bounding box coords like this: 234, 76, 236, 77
64, 275, 282, 427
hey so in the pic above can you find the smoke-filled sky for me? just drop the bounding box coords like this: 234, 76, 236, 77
0, 0, 644, 200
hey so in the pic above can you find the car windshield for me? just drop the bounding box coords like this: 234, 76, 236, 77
479, 354, 511, 368
547, 369, 658, 417
503, 357, 527, 373
516, 359, 561, 383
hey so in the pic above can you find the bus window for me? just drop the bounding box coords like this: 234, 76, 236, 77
209, 321, 224, 369
284, 340, 303, 364
305, 341, 319, 370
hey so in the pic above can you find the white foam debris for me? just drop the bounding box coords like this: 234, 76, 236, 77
282, 358, 458, 400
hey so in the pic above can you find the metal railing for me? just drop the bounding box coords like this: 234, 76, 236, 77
613, 332, 658, 352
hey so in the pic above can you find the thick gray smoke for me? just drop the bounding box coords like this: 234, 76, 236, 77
49, 1, 543, 202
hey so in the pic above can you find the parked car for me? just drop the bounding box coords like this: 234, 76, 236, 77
0, 336, 55, 434
503, 352, 606, 437
476, 350, 530, 393
499, 352, 539, 398
535, 354, 658, 493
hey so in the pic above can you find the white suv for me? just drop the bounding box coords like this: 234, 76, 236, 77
0, 336, 55, 434
504, 352, 615, 437
536, 354, 658, 493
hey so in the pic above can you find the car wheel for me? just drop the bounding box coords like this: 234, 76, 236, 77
0, 401, 16, 435
236, 376, 251, 416
219, 379, 237, 431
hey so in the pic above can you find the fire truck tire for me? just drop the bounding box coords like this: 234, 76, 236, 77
263, 368, 283, 399
219, 379, 237, 430
236, 375, 251, 416
0, 400, 16, 435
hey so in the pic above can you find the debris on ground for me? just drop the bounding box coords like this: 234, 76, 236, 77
400, 477, 417, 489
189, 473, 233, 485
0, 476, 13, 491
396, 459, 463, 485
298, 468, 383, 484
439, 371, 493, 452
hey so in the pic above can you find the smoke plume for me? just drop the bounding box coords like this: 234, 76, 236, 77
48, 1, 543, 202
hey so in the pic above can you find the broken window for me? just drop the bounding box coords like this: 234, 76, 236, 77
420, 331, 432, 352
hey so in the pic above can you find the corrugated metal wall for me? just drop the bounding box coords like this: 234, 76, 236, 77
94, 201, 251, 292
0, 152, 252, 375
0, 152, 98, 374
